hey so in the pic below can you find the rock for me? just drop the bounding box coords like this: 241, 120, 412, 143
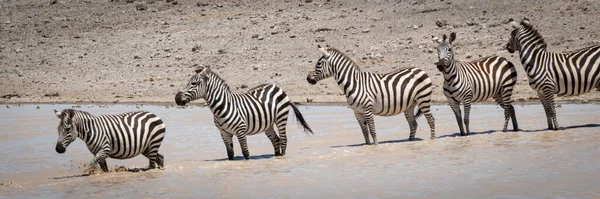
191, 44, 201, 52
196, 2, 209, 6
435, 19, 448, 27
135, 3, 147, 11
44, 92, 60, 97
315, 36, 326, 42
305, 0, 313, 2
258, 36, 264, 40
240, 84, 248, 89
362, 29, 370, 33
466, 22, 479, 26
217, 49, 226, 54
251, 34, 259, 38
1, 94, 20, 99
49, 0, 57, 5
289, 35, 296, 38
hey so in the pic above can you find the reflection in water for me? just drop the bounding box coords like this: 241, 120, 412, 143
1, 104, 600, 198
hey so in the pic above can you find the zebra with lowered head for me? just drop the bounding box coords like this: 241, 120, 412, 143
306, 46, 435, 144
436, 32, 519, 136
175, 66, 313, 160
507, 18, 600, 130
54, 109, 166, 172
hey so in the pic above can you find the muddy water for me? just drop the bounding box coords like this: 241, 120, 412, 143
1, 104, 600, 198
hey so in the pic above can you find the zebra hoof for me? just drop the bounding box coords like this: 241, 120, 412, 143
274, 152, 282, 156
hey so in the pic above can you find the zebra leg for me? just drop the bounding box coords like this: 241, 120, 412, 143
99, 160, 109, 172
236, 132, 251, 160
508, 105, 519, 131
539, 92, 558, 130
365, 111, 377, 145
219, 129, 235, 160
493, 96, 511, 132
463, 100, 472, 136
404, 107, 418, 141
265, 126, 282, 156
276, 119, 289, 156
448, 101, 466, 136
156, 153, 164, 168
353, 112, 371, 145
416, 100, 436, 139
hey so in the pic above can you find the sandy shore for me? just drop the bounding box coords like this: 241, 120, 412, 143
1, 0, 599, 104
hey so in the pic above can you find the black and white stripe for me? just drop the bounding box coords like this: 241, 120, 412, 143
54, 109, 166, 172
437, 32, 519, 135
506, 18, 600, 130
306, 46, 435, 144
175, 66, 313, 160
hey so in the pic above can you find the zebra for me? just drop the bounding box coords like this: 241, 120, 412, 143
436, 32, 520, 136
174, 66, 313, 160
506, 18, 600, 130
306, 46, 435, 144
54, 109, 166, 172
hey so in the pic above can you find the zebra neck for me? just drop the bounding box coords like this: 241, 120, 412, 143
440, 62, 461, 82
72, 115, 95, 142
204, 84, 232, 114
333, 62, 361, 95
520, 46, 548, 72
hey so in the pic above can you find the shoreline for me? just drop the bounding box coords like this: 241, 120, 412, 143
3, 99, 600, 106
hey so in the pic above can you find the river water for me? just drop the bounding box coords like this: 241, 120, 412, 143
1, 104, 599, 198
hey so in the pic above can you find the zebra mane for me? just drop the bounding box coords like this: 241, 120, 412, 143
326, 47, 361, 71
205, 69, 231, 91
521, 22, 548, 50
60, 109, 93, 120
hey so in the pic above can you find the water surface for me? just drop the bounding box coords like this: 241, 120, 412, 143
1, 104, 599, 198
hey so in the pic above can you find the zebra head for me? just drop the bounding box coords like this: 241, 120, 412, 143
506, 18, 528, 53
175, 66, 209, 106
307, 45, 333, 85
54, 109, 77, 154
436, 32, 456, 69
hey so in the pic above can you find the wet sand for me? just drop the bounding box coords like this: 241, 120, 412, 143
1, 104, 600, 198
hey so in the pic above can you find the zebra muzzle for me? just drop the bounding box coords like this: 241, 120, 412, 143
306, 74, 317, 85
175, 92, 188, 106
55, 143, 66, 154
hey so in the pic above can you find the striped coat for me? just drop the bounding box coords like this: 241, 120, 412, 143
307, 46, 435, 144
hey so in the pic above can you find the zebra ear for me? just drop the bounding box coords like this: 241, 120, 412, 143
521, 17, 530, 26
509, 18, 521, 29
449, 32, 456, 44
432, 35, 441, 44
442, 34, 447, 41
318, 46, 330, 57
54, 109, 63, 119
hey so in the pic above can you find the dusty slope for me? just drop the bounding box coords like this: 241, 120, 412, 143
0, 0, 599, 104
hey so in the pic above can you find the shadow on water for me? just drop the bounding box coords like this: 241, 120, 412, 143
437, 130, 497, 139
204, 154, 275, 161
330, 138, 423, 148
521, 123, 600, 133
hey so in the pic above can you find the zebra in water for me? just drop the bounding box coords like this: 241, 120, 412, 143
175, 66, 313, 160
507, 18, 600, 130
306, 46, 435, 144
436, 32, 519, 136
54, 109, 166, 172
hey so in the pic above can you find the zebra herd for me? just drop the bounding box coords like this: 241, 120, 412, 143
53, 18, 600, 172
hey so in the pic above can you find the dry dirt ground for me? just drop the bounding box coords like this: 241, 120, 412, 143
1, 0, 599, 104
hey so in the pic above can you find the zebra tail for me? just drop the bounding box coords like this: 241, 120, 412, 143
289, 102, 314, 134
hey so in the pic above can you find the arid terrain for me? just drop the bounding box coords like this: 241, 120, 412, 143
1, 0, 599, 104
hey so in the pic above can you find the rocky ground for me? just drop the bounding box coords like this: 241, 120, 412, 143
1, 0, 599, 105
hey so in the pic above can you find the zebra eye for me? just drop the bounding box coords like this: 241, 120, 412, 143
65, 127, 71, 132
